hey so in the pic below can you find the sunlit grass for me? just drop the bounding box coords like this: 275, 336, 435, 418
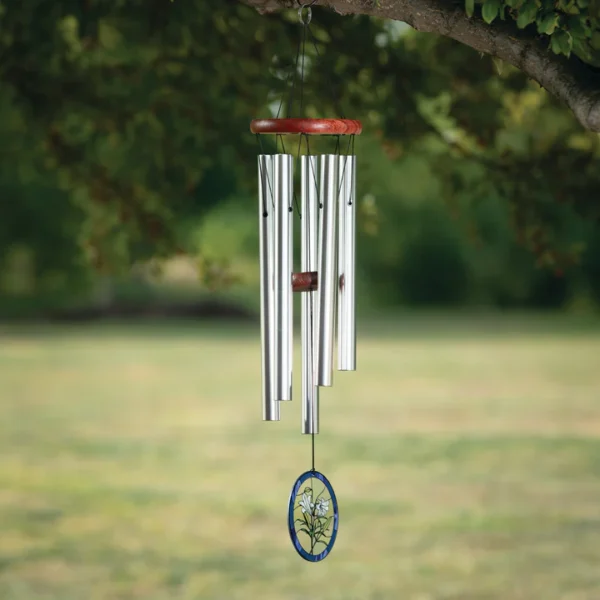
0, 314, 599, 599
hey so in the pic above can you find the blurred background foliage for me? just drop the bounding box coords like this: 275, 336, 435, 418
1, 0, 599, 318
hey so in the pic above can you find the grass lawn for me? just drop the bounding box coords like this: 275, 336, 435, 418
0, 313, 599, 599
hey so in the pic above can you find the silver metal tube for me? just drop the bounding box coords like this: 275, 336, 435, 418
301, 156, 319, 434
273, 154, 293, 401
316, 154, 338, 387
288, 157, 294, 401
337, 155, 346, 371
337, 155, 357, 371
258, 155, 279, 420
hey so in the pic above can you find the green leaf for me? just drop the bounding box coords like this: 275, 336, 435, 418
312, 516, 332, 535
516, 0, 539, 28
536, 12, 560, 35
482, 0, 501, 24
564, 1, 581, 14
566, 15, 587, 38
551, 29, 573, 56
557, 0, 580, 13
572, 37, 593, 62
465, 0, 475, 18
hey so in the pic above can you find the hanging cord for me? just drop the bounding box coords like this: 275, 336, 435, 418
271, 1, 344, 126
277, 134, 287, 155
306, 22, 344, 119
285, 19, 304, 119
304, 136, 319, 474
299, 11, 307, 115
286, 5, 311, 218
284, 1, 313, 119
298, 132, 317, 473
285, 2, 317, 121
336, 135, 354, 208
295, 132, 317, 472
256, 134, 276, 214
277, 18, 303, 120
306, 136, 322, 209
292, 2, 344, 120
349, 134, 355, 205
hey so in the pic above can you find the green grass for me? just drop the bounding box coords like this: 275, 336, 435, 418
0, 313, 599, 599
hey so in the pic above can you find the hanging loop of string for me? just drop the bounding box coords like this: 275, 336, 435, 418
298, 4, 312, 25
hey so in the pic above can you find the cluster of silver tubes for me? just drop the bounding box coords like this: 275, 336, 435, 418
258, 153, 356, 434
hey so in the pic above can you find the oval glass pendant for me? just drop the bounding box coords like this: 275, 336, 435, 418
288, 470, 339, 562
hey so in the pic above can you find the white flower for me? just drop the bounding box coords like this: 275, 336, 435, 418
299, 492, 314, 514
314, 497, 329, 517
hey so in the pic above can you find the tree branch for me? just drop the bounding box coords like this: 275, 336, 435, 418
240, 0, 600, 132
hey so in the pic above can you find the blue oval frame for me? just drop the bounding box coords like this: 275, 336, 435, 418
288, 470, 339, 562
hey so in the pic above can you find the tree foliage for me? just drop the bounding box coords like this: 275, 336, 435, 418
471, 0, 600, 64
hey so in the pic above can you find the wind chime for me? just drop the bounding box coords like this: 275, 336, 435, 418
251, 2, 361, 562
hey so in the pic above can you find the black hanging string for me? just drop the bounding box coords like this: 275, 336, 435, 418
276, 134, 286, 155
293, 128, 316, 472
257, 131, 265, 155
312, 427, 315, 471
292, 187, 301, 217
287, 7, 310, 218
306, 133, 320, 474
256, 134, 276, 214
336, 134, 354, 208
294, 134, 305, 218
285, 23, 304, 119
306, 22, 344, 119
296, 131, 304, 158
350, 134, 355, 205
300, 17, 307, 115
300, 132, 317, 473
306, 136, 322, 209
279, 24, 303, 119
